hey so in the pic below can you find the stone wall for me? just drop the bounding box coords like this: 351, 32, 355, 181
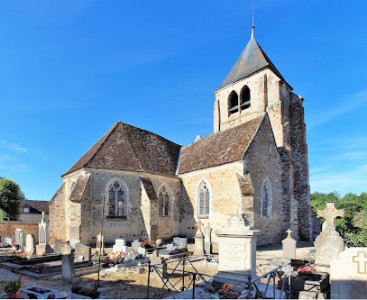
244, 115, 288, 245
0, 222, 39, 243
179, 162, 244, 249
50, 169, 182, 245
49, 182, 67, 244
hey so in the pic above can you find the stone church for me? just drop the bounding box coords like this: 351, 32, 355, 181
49, 31, 312, 249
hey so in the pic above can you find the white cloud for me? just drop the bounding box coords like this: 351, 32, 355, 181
0, 141, 27, 153
309, 89, 367, 129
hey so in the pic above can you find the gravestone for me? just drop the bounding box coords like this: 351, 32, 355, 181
122, 246, 128, 257
61, 243, 75, 282
132, 240, 140, 251
96, 233, 104, 255
36, 211, 52, 254
330, 247, 367, 299
173, 237, 187, 249
138, 246, 147, 256
54, 240, 67, 253
25, 234, 36, 256
194, 222, 204, 256
4, 237, 13, 246
282, 229, 296, 259
204, 223, 212, 254
70, 239, 80, 249
315, 203, 345, 266
113, 239, 126, 253
75, 243, 91, 262
214, 215, 259, 285
15, 228, 25, 251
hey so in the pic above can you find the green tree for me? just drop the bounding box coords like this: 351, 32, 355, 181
0, 178, 24, 221
310, 191, 340, 212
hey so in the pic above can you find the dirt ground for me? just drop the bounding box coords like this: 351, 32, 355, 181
0, 242, 315, 299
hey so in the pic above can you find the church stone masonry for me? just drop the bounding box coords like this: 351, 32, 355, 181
49, 32, 312, 248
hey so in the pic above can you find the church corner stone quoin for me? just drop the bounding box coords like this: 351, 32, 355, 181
49, 33, 312, 247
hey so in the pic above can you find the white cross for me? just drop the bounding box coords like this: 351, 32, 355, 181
286, 229, 292, 238
353, 251, 367, 274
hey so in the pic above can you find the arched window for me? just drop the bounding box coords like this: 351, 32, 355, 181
108, 181, 126, 217
159, 185, 170, 217
228, 91, 239, 115
261, 178, 272, 218
240, 86, 251, 110
198, 180, 210, 216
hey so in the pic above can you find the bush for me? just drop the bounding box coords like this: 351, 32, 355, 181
4, 276, 22, 293
342, 228, 367, 247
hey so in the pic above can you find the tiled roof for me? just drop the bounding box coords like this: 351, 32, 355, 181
69, 174, 91, 202
21, 200, 49, 214
178, 116, 264, 174
62, 122, 181, 177
217, 37, 289, 91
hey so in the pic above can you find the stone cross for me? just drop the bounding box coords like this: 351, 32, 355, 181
317, 202, 344, 230
286, 229, 292, 238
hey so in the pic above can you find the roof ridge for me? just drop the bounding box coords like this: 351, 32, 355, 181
182, 115, 264, 149
118, 121, 182, 147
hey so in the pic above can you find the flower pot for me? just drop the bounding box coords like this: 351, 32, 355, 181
7, 290, 19, 299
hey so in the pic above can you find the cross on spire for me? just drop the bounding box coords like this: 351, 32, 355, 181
251, 0, 255, 38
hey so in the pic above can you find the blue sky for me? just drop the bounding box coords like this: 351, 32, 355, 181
0, 0, 366, 200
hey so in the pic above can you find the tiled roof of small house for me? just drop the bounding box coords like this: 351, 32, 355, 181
21, 200, 49, 214
69, 174, 91, 202
178, 116, 264, 174
62, 122, 181, 177
217, 37, 290, 91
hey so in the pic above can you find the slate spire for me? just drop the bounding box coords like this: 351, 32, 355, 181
217, 36, 289, 91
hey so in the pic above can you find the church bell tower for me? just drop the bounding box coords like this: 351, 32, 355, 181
214, 30, 312, 241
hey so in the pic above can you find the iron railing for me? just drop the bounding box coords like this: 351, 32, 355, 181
146, 257, 292, 299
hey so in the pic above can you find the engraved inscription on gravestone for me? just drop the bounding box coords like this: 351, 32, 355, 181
220, 243, 247, 271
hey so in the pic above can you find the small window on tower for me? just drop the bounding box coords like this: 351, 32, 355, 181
228, 91, 239, 115
240, 86, 251, 110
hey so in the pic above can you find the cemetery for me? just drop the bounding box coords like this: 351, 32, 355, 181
0, 204, 365, 299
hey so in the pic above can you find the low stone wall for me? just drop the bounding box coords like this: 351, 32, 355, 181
0, 222, 39, 244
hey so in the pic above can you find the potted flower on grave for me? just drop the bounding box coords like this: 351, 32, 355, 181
4, 276, 23, 299
141, 240, 155, 249
12, 242, 19, 251
218, 283, 239, 299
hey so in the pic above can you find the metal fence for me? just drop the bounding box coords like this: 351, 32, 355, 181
146, 256, 292, 299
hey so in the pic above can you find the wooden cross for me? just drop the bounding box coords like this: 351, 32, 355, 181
286, 229, 292, 238
317, 202, 344, 229
93, 196, 111, 285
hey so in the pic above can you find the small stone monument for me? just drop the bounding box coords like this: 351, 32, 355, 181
61, 243, 75, 282
15, 228, 25, 251
315, 203, 345, 266
96, 233, 104, 255
113, 239, 126, 252
25, 234, 36, 256
282, 229, 296, 259
330, 247, 367, 299
204, 223, 212, 254
132, 240, 141, 251
194, 221, 204, 256
214, 215, 259, 285
36, 211, 52, 254
4, 237, 12, 246
75, 243, 91, 262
